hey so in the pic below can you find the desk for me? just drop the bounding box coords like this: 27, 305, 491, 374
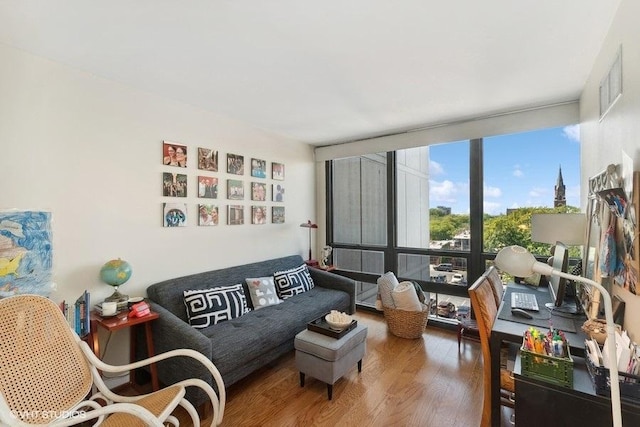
89, 310, 160, 391
490, 282, 587, 427
514, 354, 640, 426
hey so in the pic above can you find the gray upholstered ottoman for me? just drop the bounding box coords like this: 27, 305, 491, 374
294, 324, 367, 400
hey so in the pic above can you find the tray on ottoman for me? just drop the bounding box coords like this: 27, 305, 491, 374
307, 314, 358, 339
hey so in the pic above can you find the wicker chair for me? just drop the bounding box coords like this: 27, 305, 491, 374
0, 294, 225, 427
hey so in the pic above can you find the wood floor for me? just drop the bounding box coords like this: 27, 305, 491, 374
147, 310, 514, 426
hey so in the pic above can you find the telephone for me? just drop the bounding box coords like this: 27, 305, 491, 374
128, 301, 150, 318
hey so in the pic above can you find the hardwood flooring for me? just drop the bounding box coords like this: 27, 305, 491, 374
139, 310, 515, 426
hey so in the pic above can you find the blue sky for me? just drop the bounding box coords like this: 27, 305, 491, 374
429, 125, 581, 215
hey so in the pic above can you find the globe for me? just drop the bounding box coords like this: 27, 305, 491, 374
100, 258, 132, 304
100, 258, 132, 286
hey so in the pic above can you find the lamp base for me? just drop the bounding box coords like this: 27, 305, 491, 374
105, 289, 129, 304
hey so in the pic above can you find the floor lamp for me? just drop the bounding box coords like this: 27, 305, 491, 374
495, 245, 622, 427
300, 220, 318, 263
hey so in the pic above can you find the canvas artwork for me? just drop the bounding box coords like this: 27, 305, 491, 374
163, 141, 187, 167
251, 182, 267, 201
252, 206, 267, 224
272, 162, 285, 180
198, 176, 218, 199
163, 173, 188, 197
227, 153, 244, 175
272, 206, 285, 224
227, 179, 244, 200
163, 203, 187, 227
198, 147, 218, 171
272, 184, 285, 202
227, 205, 244, 225
0, 210, 53, 297
251, 158, 267, 178
198, 204, 219, 226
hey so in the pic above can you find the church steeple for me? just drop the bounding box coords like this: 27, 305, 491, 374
554, 165, 566, 207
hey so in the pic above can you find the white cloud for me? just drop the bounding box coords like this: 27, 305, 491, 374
563, 125, 580, 142
484, 185, 502, 198
430, 179, 458, 203
513, 168, 524, 177
484, 201, 503, 215
429, 160, 444, 176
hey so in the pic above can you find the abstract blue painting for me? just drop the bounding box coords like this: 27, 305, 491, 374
0, 210, 52, 297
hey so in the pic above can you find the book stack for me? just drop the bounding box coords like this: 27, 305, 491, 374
59, 290, 91, 338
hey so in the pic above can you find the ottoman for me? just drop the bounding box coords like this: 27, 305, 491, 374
294, 324, 368, 400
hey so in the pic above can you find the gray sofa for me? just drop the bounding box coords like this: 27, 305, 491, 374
142, 255, 356, 406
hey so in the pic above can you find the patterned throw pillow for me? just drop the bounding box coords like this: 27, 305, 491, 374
183, 284, 250, 329
245, 276, 282, 310
273, 264, 315, 300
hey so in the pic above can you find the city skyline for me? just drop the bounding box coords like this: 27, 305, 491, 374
428, 125, 581, 215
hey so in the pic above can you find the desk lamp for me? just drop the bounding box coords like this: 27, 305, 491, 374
495, 245, 622, 427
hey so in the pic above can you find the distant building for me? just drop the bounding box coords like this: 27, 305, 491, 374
554, 165, 567, 207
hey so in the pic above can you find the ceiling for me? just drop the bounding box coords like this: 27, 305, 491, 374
0, 1, 621, 146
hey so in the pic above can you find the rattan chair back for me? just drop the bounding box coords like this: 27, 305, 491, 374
0, 294, 93, 425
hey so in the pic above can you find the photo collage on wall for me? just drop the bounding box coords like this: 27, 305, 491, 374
161, 141, 285, 227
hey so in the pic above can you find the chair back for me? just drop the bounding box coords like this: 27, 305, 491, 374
0, 294, 93, 425
485, 265, 505, 306
468, 272, 500, 427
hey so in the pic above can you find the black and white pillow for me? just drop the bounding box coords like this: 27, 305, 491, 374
183, 284, 250, 329
273, 264, 315, 300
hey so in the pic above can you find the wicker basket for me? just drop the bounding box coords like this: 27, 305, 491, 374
383, 303, 430, 339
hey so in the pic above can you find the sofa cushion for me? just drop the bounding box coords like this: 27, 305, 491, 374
245, 276, 281, 310
183, 284, 250, 328
199, 286, 350, 378
273, 264, 314, 300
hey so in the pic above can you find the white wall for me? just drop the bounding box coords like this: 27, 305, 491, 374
580, 0, 640, 340
0, 43, 315, 370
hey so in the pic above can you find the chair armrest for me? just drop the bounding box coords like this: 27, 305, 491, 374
308, 268, 356, 314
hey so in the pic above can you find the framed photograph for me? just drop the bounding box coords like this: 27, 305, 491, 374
252, 206, 267, 224
197, 147, 218, 171
227, 205, 244, 225
272, 206, 285, 224
272, 162, 285, 180
163, 203, 187, 227
227, 179, 244, 200
272, 184, 284, 202
251, 182, 267, 201
227, 153, 244, 175
251, 158, 267, 178
163, 141, 187, 167
198, 176, 218, 199
163, 172, 188, 197
198, 204, 218, 226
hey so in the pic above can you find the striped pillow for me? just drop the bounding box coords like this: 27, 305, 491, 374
183, 284, 250, 329
273, 264, 315, 300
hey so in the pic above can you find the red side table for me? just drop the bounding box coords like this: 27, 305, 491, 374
88, 310, 160, 391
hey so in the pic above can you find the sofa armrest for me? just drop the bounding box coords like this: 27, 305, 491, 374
308, 268, 357, 314
148, 302, 212, 357
145, 302, 215, 406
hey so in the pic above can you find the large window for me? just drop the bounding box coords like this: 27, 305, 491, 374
328, 126, 581, 321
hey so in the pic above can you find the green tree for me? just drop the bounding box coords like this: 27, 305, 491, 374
483, 206, 581, 257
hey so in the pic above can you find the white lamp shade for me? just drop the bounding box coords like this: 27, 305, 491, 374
494, 245, 538, 277
531, 213, 586, 245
